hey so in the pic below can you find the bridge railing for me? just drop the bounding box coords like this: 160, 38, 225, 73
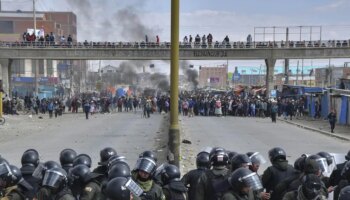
0, 40, 349, 49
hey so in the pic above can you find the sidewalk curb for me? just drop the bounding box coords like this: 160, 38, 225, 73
278, 118, 350, 141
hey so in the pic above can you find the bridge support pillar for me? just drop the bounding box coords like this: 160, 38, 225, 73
284, 59, 289, 84
265, 58, 276, 98
0, 59, 12, 97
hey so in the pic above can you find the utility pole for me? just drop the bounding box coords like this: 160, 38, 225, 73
169, 0, 180, 167
33, 0, 36, 34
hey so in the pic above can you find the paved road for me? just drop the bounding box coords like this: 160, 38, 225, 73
180, 116, 350, 172
0, 112, 168, 168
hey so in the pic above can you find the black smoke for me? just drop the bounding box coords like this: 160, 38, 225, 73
180, 61, 199, 89
149, 73, 170, 92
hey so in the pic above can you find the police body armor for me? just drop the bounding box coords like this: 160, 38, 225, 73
203, 169, 230, 200
181, 169, 206, 200
20, 165, 40, 199
265, 165, 296, 200
163, 182, 187, 200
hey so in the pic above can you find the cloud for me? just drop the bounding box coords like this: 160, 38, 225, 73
315, 0, 348, 11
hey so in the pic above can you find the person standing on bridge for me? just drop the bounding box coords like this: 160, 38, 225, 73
156, 35, 160, 45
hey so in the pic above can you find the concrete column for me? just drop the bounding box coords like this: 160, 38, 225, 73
265, 58, 276, 98
24, 59, 32, 77
284, 59, 289, 84
44, 59, 47, 77
0, 59, 12, 97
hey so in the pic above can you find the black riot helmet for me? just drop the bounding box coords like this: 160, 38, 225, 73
134, 157, 157, 175
21, 150, 40, 167
99, 147, 117, 166
108, 162, 131, 181
8, 165, 23, 187
59, 148, 77, 167
139, 151, 157, 163
317, 151, 334, 166
301, 174, 322, 199
161, 164, 181, 185
268, 147, 286, 162
69, 164, 91, 184
294, 156, 307, 172
209, 147, 229, 167
32, 160, 60, 180
231, 154, 251, 172
107, 155, 127, 170
0, 163, 21, 187
227, 151, 238, 165
196, 151, 210, 169
339, 185, 350, 200
229, 168, 263, 193
106, 177, 130, 200
73, 154, 92, 168
42, 167, 68, 189
306, 155, 329, 174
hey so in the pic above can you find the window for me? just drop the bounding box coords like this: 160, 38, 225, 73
47, 60, 53, 76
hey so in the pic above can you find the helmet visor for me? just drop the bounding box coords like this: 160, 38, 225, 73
42, 170, 65, 189
154, 163, 166, 178
0, 163, 11, 177
125, 178, 144, 197
107, 156, 126, 170
240, 172, 263, 191
249, 152, 267, 165
134, 158, 156, 174
315, 158, 329, 173
32, 163, 46, 180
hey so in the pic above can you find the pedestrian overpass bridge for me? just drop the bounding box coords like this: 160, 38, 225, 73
0, 40, 350, 96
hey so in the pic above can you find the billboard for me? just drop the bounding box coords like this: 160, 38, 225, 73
209, 77, 220, 83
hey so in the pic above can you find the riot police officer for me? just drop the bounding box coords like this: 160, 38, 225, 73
36, 167, 75, 200
282, 174, 326, 200
222, 168, 263, 200
161, 164, 188, 200
59, 148, 77, 173
195, 147, 230, 200
132, 157, 165, 200
0, 163, 33, 200
329, 150, 350, 187
20, 149, 40, 199
262, 147, 296, 200
69, 164, 104, 200
230, 154, 251, 172
181, 151, 210, 200
93, 147, 117, 179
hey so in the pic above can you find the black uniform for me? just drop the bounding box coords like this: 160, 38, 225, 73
162, 181, 188, 200
20, 165, 40, 199
181, 168, 207, 200
262, 159, 296, 200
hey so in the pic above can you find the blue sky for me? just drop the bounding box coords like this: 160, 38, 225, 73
2, 0, 350, 73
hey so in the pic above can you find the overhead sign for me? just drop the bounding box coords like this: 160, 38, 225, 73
232, 72, 241, 81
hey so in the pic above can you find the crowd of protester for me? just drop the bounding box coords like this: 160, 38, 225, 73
21, 31, 73, 46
